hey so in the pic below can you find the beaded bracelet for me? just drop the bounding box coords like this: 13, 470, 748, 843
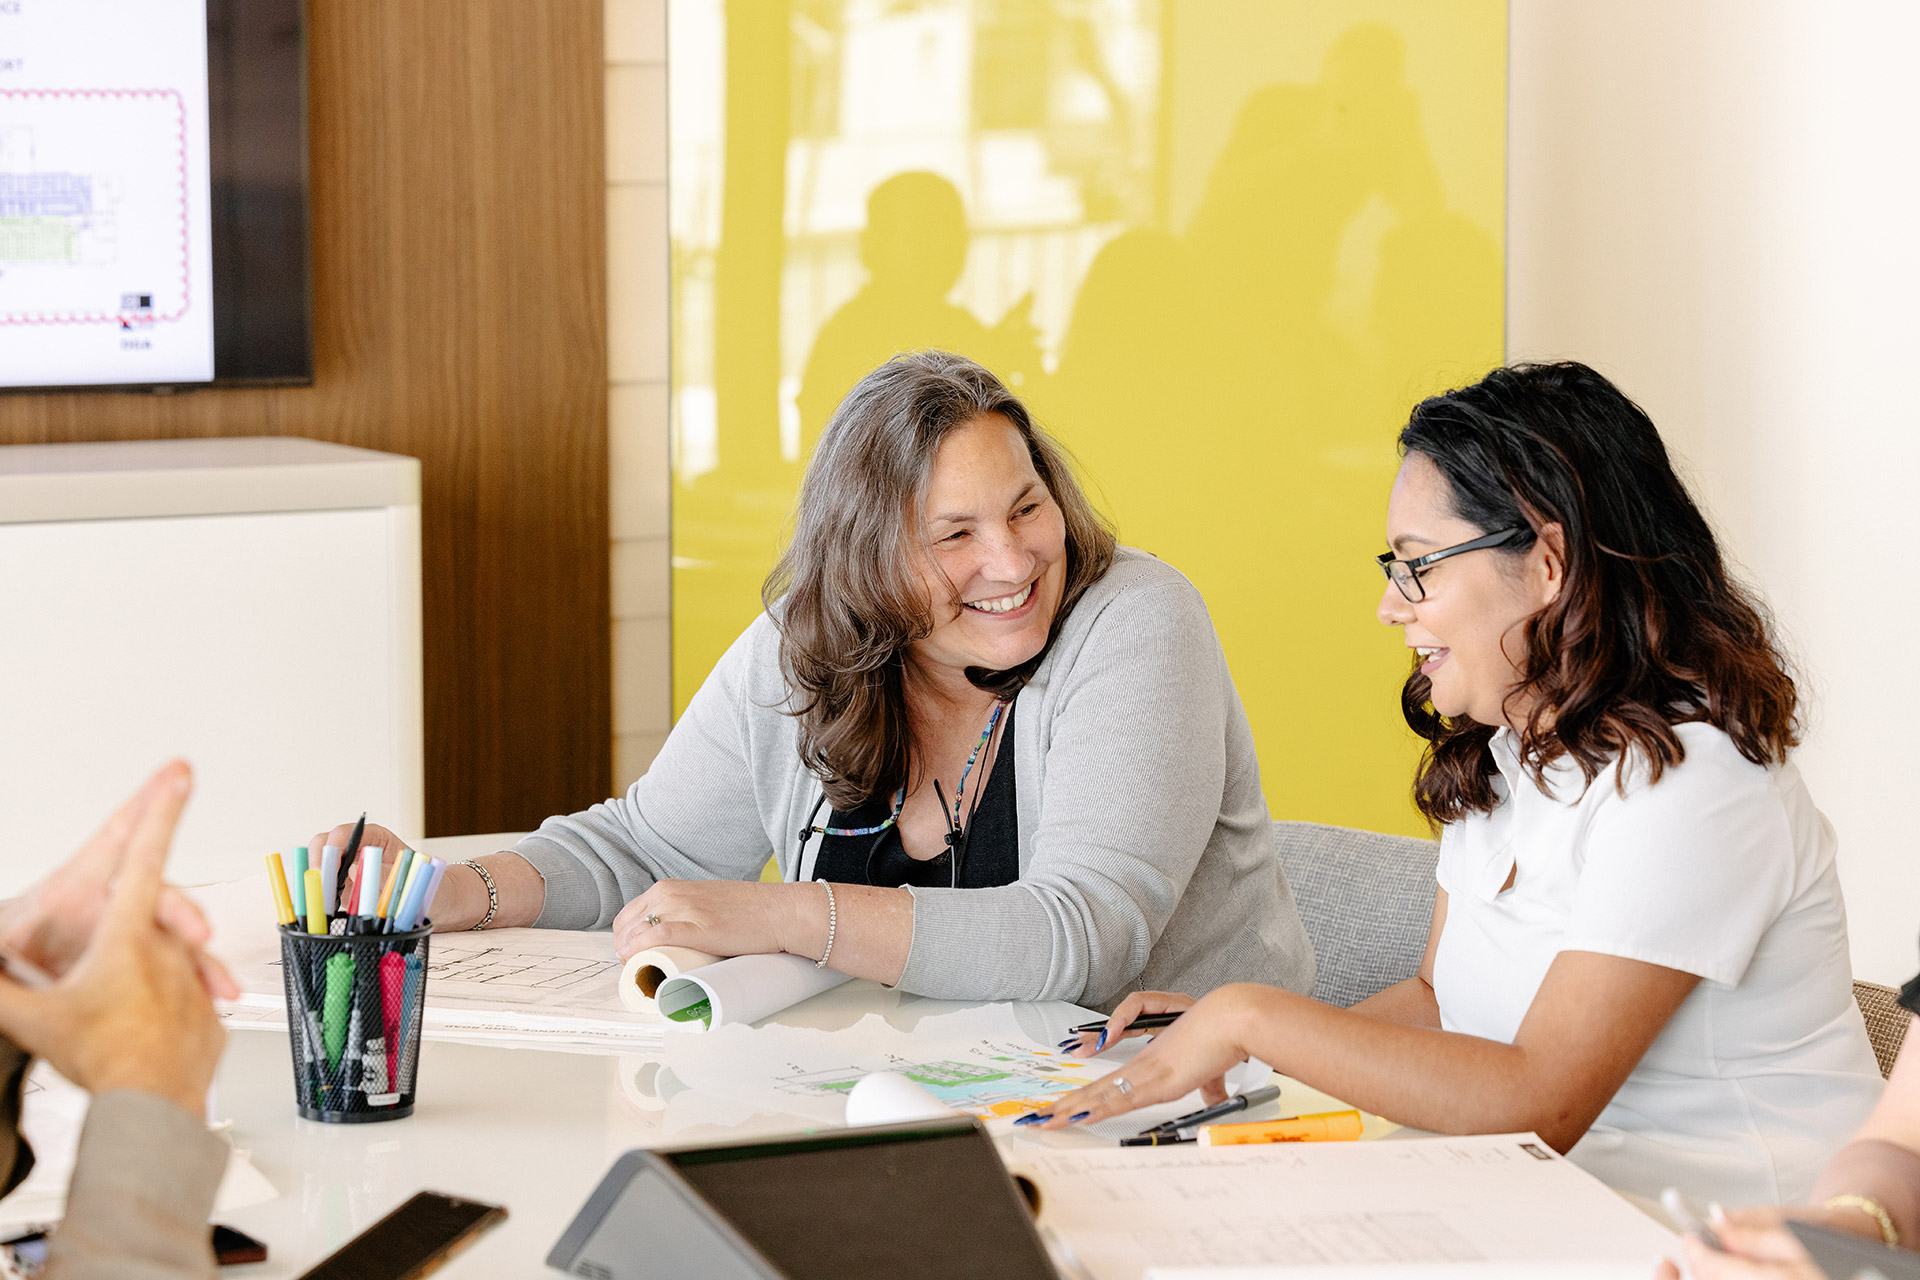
458, 859, 499, 931
1822, 1194, 1900, 1247
815, 881, 837, 970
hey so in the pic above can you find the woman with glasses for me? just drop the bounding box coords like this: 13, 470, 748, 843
313, 351, 1315, 1010
1042, 361, 1882, 1207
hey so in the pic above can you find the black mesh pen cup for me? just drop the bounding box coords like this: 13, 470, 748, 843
278, 923, 432, 1123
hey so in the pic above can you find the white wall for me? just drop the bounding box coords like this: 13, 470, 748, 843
1509, 1, 1920, 981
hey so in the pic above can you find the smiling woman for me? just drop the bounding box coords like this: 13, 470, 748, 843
321, 351, 1315, 1012
1040, 362, 1884, 1209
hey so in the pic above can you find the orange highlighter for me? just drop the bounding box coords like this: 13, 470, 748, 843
1198, 1108, 1363, 1146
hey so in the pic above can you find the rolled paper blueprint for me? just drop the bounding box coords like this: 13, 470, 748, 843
617, 946, 721, 1013
1198, 1108, 1364, 1146
844, 1071, 958, 1127
653, 952, 852, 1031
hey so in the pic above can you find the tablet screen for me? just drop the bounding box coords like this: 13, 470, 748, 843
667, 1124, 1054, 1280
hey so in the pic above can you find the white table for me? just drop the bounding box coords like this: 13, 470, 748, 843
212, 984, 1112, 1275
205, 834, 1383, 1276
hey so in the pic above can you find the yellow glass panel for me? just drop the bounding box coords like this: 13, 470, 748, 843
670, 0, 1505, 836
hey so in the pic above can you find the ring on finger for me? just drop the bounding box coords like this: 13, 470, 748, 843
1112, 1076, 1134, 1095
644, 913, 662, 929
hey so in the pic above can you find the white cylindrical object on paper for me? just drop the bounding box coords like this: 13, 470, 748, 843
617, 946, 720, 1013
844, 1071, 958, 1127
653, 953, 851, 1031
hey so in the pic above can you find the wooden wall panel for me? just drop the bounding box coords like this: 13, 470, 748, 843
0, 1, 611, 838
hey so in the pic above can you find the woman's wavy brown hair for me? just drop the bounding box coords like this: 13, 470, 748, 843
765, 351, 1115, 810
1399, 361, 1800, 825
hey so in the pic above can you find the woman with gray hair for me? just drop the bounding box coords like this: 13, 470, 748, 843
318, 352, 1314, 1010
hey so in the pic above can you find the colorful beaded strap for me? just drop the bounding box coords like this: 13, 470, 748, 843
809, 699, 1008, 839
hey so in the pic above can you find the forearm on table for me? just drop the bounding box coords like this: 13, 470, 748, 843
1228, 985, 1598, 1151
781, 881, 913, 985
433, 852, 545, 931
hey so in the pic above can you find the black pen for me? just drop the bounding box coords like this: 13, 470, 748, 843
1068, 1012, 1182, 1036
1130, 1084, 1283, 1142
338, 812, 368, 884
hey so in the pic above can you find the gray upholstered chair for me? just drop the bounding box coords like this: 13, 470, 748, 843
1273, 819, 1439, 1008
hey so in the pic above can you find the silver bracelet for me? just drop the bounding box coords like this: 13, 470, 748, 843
458, 859, 499, 931
815, 880, 837, 970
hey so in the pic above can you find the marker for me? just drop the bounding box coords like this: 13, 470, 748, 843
395, 952, 426, 1093
355, 847, 383, 928
416, 857, 449, 929
1133, 1085, 1281, 1141
286, 847, 308, 919
322, 951, 355, 1069
265, 854, 296, 926
320, 844, 341, 915
304, 868, 326, 934
376, 847, 412, 921
380, 952, 405, 1089
1198, 1109, 1363, 1147
390, 856, 432, 933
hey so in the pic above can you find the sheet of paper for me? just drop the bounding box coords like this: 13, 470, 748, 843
195, 877, 666, 1051
1145, 1268, 1657, 1280
0, 1062, 279, 1233
663, 1002, 1119, 1124
1017, 1133, 1677, 1280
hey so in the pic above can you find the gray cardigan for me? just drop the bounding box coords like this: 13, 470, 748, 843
519, 547, 1315, 1010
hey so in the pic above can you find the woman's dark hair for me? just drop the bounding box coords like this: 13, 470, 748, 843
765, 351, 1116, 810
1399, 361, 1799, 825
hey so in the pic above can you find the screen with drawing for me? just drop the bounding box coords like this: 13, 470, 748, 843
0, 0, 310, 391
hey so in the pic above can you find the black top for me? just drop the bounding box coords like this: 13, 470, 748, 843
813, 703, 1020, 889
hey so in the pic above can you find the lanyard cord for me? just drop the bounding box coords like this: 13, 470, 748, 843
802, 699, 1008, 840
796, 698, 1009, 883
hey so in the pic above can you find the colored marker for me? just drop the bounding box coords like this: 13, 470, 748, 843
376, 847, 411, 920
304, 868, 326, 934
391, 857, 432, 932
286, 847, 308, 918
355, 847, 383, 924
415, 857, 449, 929
265, 853, 296, 926
320, 844, 341, 915
396, 952, 426, 1093
1198, 1109, 1364, 1147
380, 952, 405, 1089
322, 951, 355, 1069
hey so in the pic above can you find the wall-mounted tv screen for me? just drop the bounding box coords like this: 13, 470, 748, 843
0, 0, 311, 392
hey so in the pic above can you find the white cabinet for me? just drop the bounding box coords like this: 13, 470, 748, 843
0, 437, 424, 894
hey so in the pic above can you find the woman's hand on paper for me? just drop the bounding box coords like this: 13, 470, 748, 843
1038, 983, 1268, 1128
614, 879, 807, 961
0, 761, 227, 1115
0, 760, 236, 1000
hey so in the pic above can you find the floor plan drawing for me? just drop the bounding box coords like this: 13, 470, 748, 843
772, 1038, 1101, 1118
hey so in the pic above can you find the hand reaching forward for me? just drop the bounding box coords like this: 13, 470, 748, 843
0, 762, 236, 999
1038, 984, 1264, 1129
0, 762, 227, 1115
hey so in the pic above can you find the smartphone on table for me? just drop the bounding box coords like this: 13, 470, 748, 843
298, 1191, 506, 1280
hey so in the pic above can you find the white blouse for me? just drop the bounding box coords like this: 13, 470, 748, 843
1432, 722, 1883, 1206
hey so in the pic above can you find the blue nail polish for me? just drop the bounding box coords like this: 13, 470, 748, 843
1068, 1111, 1091, 1122
1056, 1038, 1079, 1049
1014, 1113, 1052, 1126
1094, 1031, 1107, 1051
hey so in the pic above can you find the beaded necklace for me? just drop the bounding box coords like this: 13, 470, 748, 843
809, 698, 1009, 840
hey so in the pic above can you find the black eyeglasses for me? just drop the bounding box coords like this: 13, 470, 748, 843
1376, 528, 1523, 603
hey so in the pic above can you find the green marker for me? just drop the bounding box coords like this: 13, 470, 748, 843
323, 951, 356, 1070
